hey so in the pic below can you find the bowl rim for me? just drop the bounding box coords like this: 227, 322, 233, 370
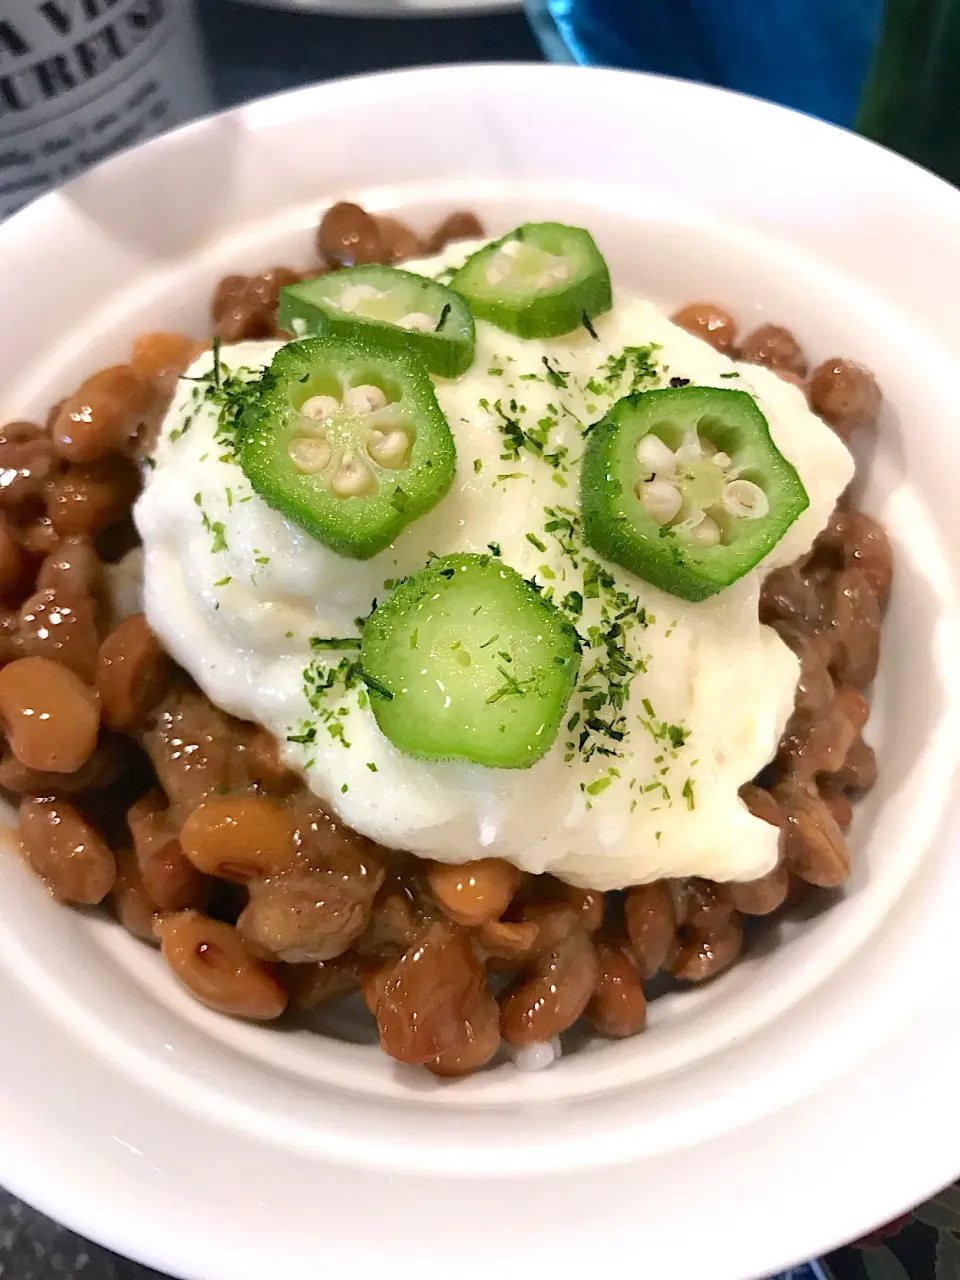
2, 61, 960, 1280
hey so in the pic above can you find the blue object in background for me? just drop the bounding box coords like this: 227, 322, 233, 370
776, 1263, 831, 1280
526, 0, 885, 127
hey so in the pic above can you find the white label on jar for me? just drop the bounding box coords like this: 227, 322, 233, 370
0, 0, 214, 219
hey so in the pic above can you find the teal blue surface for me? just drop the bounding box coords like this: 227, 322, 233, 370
525, 0, 885, 126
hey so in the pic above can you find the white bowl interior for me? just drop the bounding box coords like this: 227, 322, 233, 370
1, 66, 960, 1279
3, 177, 957, 1153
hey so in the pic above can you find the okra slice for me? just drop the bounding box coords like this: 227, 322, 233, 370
239, 337, 456, 560
581, 386, 809, 601
449, 222, 612, 339
278, 265, 476, 379
361, 554, 581, 769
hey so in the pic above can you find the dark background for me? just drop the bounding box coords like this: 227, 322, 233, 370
0, 2, 921, 1277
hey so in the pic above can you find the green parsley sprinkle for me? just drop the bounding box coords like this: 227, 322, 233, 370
310, 636, 362, 651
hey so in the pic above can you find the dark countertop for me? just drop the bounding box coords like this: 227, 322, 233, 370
0, 4, 539, 1278
200, 0, 542, 108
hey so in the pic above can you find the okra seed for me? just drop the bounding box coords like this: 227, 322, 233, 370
636, 434, 677, 475
367, 429, 411, 469
675, 431, 703, 464
332, 453, 377, 498
537, 263, 570, 288
713, 452, 732, 469
340, 284, 380, 313
637, 479, 683, 524
344, 384, 388, 415
301, 395, 341, 422
397, 312, 435, 332
691, 515, 722, 547
722, 479, 769, 519
486, 240, 526, 286
288, 436, 333, 474
485, 261, 511, 287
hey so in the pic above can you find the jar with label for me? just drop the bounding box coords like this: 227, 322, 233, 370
0, 0, 214, 220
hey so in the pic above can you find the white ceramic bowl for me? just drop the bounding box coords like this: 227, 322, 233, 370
1, 64, 960, 1280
